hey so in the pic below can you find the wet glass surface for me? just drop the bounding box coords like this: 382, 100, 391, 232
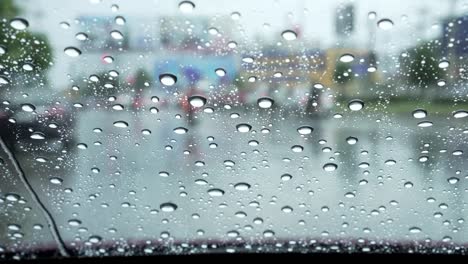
1, 0, 468, 259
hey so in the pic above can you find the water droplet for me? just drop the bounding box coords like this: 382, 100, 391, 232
159, 73, 177, 86
368, 11, 377, 19
215, 68, 226, 77
231, 12, 241, 20
208, 188, 225, 197
88, 236, 102, 244
377, 19, 394, 30
234, 182, 250, 191
253, 217, 263, 224
160, 202, 177, 212
77, 143, 88, 150
179, 1, 195, 13
236, 123, 252, 133
75, 32, 88, 41
5, 193, 20, 202
195, 179, 207, 185
188, 95, 207, 107
150, 107, 159, 114
248, 76, 257, 82
108, 70, 119, 77
113, 121, 128, 128
0, 76, 10, 85
21, 103, 35, 112
438, 60, 450, 69
22, 63, 34, 71
437, 80, 446, 86
227, 230, 239, 237
417, 121, 433, 128
159, 171, 170, 178
358, 162, 369, 168
49, 177, 63, 185
385, 159, 396, 166
447, 177, 459, 184
439, 203, 448, 209
111, 4, 119, 12
281, 174, 292, 181
64, 47, 81, 57
282, 206, 293, 213
112, 104, 124, 111
339, 54, 354, 63
257, 97, 274, 109
0, 46, 6, 55
313, 83, 324, 89
291, 145, 303, 153
346, 137, 358, 145
35, 157, 47, 163
263, 230, 275, 238
345, 192, 355, 198
30, 132, 45, 140
452, 150, 463, 156
10, 18, 29, 30
281, 30, 297, 40
174, 127, 188, 134
412, 109, 427, 119
409, 227, 422, 234
68, 219, 82, 226
141, 129, 151, 135
203, 107, 214, 114
419, 156, 428, 162
195, 161, 205, 167
323, 163, 338, 172
89, 75, 100, 82
208, 27, 219, 35
453, 110, 468, 119
348, 100, 364, 111
115, 16, 126, 25
404, 181, 413, 188
59, 21, 70, 29
242, 56, 254, 63
110, 30, 124, 40
273, 72, 283, 78
248, 140, 259, 146
297, 126, 313, 135
224, 160, 235, 167
103, 56, 114, 64
227, 41, 237, 49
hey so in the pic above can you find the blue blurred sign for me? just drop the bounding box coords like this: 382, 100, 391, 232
154, 54, 238, 88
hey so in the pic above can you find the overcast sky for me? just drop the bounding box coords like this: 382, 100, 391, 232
16, 0, 468, 88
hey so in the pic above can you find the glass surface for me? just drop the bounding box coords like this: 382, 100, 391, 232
1, 0, 468, 259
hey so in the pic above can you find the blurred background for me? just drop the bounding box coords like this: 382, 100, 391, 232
1, 0, 468, 259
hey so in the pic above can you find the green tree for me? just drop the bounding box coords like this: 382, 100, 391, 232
333, 62, 353, 85
133, 68, 152, 90
0, 0, 53, 74
400, 41, 444, 94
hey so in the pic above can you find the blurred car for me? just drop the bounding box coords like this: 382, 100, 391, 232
0, 89, 76, 150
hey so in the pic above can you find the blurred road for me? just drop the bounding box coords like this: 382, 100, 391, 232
1, 105, 467, 255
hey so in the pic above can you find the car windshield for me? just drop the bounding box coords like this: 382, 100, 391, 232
1, 0, 468, 260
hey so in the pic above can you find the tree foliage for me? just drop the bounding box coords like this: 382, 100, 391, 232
400, 41, 444, 87
0, 0, 53, 73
